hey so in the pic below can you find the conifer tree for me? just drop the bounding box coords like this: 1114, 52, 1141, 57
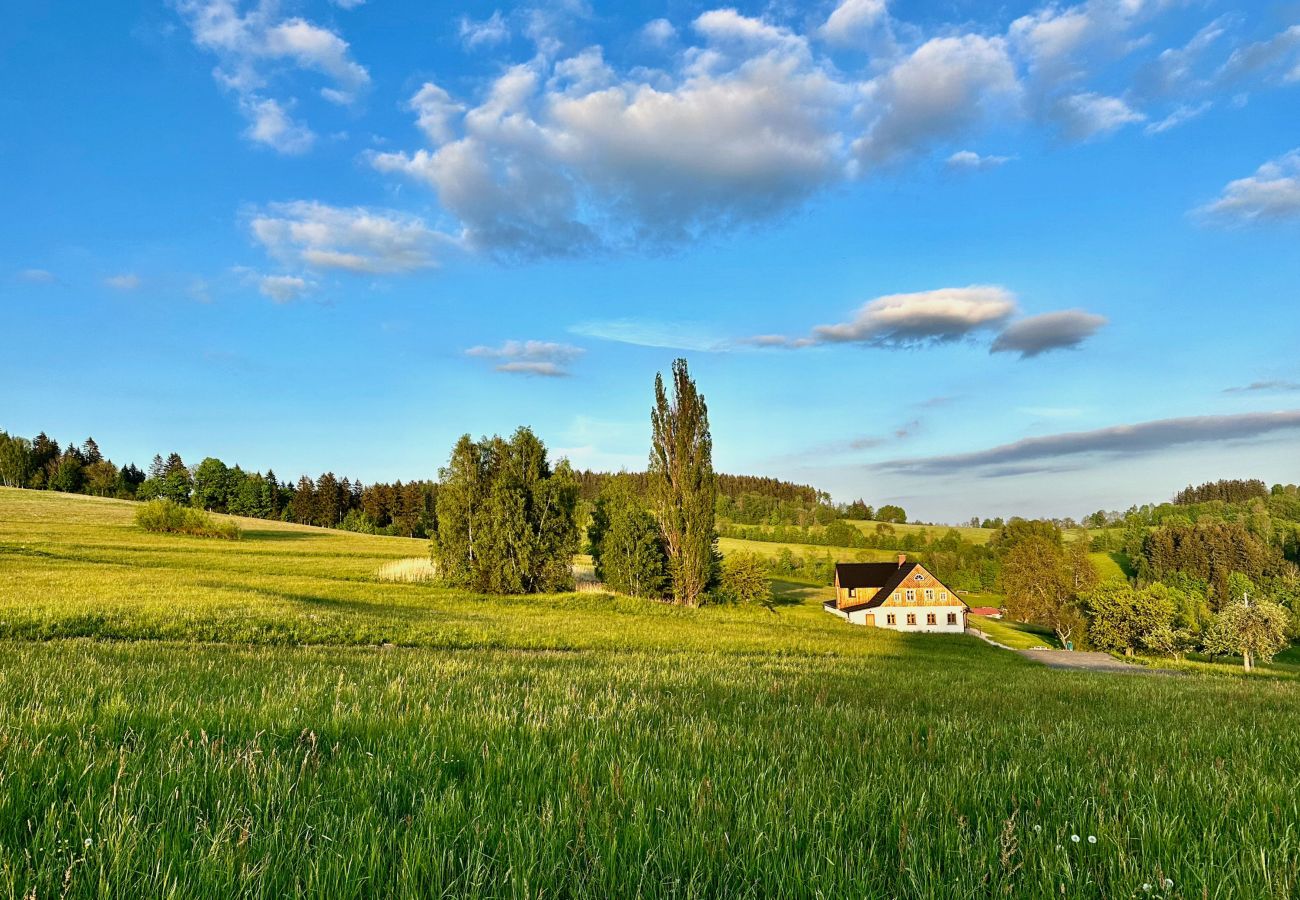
649, 359, 718, 607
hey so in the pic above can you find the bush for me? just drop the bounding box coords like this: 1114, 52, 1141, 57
718, 552, 772, 606
135, 500, 241, 540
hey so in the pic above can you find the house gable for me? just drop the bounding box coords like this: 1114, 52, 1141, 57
874, 564, 965, 609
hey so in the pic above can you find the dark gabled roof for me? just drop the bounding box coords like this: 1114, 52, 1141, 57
835, 562, 907, 590
838, 562, 919, 612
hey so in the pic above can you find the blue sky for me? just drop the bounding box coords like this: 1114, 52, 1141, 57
2, 0, 1299, 522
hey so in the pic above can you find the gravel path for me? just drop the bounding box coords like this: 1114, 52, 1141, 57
1019, 649, 1183, 676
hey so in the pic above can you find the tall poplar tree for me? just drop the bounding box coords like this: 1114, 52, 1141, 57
649, 358, 717, 607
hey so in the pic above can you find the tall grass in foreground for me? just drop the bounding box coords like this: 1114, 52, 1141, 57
1, 641, 1298, 899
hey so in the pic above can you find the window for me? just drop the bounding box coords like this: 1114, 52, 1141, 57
892, 592, 900, 601
924, 588, 934, 601
940, 591, 948, 601
947, 613, 958, 625
905, 589, 915, 601
906, 613, 917, 625
886, 614, 896, 625
848, 588, 856, 598
926, 613, 937, 625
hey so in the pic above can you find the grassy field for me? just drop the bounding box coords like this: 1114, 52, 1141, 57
718, 534, 898, 562
846, 519, 995, 543
968, 614, 1058, 650
3, 487, 1300, 897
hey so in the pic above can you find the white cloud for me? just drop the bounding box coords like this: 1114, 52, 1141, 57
329, 0, 365, 8
257, 274, 311, 303
1217, 25, 1300, 86
820, 0, 889, 47
241, 97, 315, 153
854, 35, 1021, 166
1050, 91, 1144, 139
17, 268, 57, 284
569, 319, 728, 351
105, 273, 142, 291
1143, 101, 1211, 135
459, 11, 510, 49
408, 83, 463, 144
642, 18, 676, 46
465, 340, 584, 376
249, 201, 454, 273
1198, 149, 1300, 223
373, 41, 847, 255
177, 0, 370, 151
946, 149, 1014, 170
810, 285, 1018, 347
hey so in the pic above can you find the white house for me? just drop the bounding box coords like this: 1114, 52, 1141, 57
824, 556, 967, 633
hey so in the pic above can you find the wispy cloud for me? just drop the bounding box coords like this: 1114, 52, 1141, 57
17, 268, 57, 284
878, 409, 1300, 476
1224, 379, 1300, 394
459, 11, 510, 49
465, 340, 585, 377
104, 273, 142, 291
946, 150, 1014, 170
257, 274, 312, 303
569, 319, 728, 352
1144, 101, 1211, 135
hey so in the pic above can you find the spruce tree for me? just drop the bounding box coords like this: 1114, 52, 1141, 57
649, 359, 718, 607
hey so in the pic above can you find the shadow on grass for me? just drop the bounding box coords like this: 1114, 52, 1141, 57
239, 529, 328, 542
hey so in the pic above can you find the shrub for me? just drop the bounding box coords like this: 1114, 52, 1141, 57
135, 499, 241, 540
718, 552, 772, 606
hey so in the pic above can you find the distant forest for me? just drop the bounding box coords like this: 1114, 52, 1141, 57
0, 429, 836, 538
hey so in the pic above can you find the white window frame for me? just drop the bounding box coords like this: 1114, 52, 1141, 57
924, 588, 934, 601
848, 588, 856, 598
940, 591, 948, 601
905, 589, 915, 601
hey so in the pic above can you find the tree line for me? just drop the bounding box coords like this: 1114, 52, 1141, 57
0, 430, 436, 537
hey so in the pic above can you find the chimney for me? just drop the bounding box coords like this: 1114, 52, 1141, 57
897, 553, 907, 567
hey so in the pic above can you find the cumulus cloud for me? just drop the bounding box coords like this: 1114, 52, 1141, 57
807, 285, 1017, 348
359, 1, 1290, 257
465, 340, 584, 377
241, 96, 315, 153
1198, 149, 1300, 223
257, 274, 311, 303
878, 410, 1300, 476
104, 273, 142, 290
177, 0, 369, 152
1050, 91, 1144, 140
372, 32, 846, 255
460, 11, 510, 49
249, 201, 453, 274
17, 268, 57, 284
854, 35, 1021, 166
642, 18, 676, 46
946, 149, 1014, 170
990, 309, 1108, 358
820, 0, 889, 47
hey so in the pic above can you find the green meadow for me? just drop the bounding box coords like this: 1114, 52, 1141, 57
2, 487, 1300, 898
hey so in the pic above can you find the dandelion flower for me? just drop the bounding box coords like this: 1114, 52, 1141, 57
1087, 835, 1097, 844
1071, 834, 1080, 843
1033, 824, 1041, 833
1163, 879, 1173, 889
1142, 885, 1152, 893
84, 838, 93, 848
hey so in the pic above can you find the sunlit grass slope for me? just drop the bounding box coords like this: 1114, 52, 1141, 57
2, 487, 1300, 898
